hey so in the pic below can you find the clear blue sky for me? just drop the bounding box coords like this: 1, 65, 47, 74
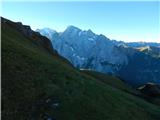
2, 1, 160, 42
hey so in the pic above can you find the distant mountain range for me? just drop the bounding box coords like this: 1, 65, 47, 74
37, 26, 160, 87
127, 42, 160, 48
110, 40, 160, 48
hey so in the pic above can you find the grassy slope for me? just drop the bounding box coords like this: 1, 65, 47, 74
2, 19, 160, 120
82, 70, 160, 106
82, 71, 131, 90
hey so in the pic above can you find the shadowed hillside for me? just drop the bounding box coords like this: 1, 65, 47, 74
2, 17, 160, 120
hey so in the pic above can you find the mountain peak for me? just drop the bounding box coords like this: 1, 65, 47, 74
66, 25, 81, 31
36, 28, 57, 34
87, 29, 93, 33
86, 29, 95, 36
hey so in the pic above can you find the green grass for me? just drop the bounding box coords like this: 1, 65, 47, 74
82, 70, 135, 92
2, 18, 160, 120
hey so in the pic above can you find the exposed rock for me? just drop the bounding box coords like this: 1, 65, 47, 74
138, 83, 160, 97
16, 22, 33, 37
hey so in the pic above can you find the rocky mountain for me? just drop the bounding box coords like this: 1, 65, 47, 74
37, 26, 130, 73
37, 26, 160, 87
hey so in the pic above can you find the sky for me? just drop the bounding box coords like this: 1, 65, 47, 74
1, 1, 160, 42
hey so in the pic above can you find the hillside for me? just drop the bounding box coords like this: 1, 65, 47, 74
2, 17, 160, 120
82, 70, 139, 95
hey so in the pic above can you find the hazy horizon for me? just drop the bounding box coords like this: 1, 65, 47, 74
2, 1, 160, 42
